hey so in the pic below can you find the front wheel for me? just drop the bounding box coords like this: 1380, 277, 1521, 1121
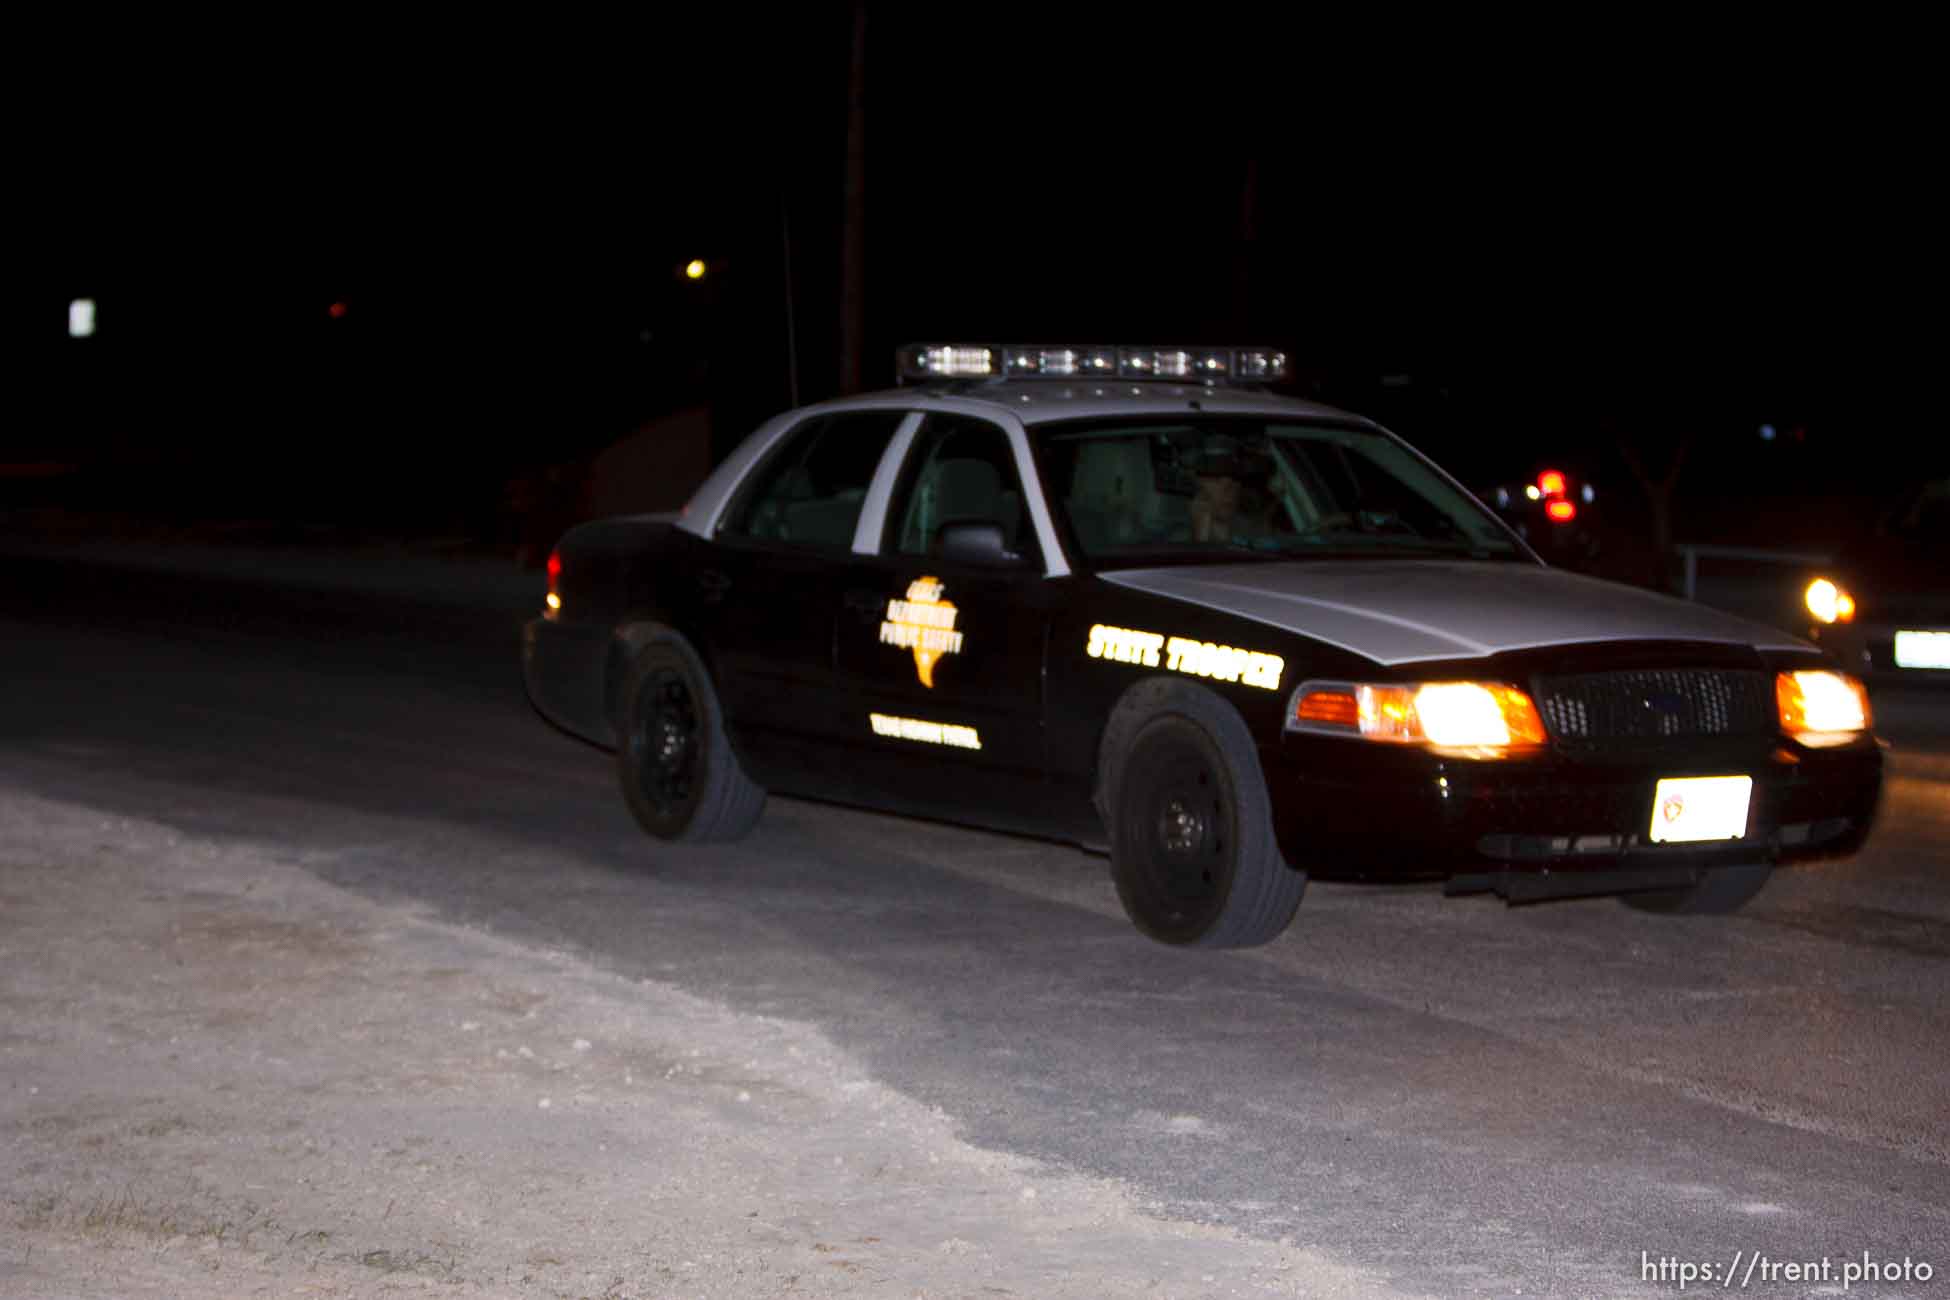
1104, 684, 1305, 948
1619, 862, 1771, 914
615, 633, 766, 842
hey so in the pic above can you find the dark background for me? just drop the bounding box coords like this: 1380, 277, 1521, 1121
23, 13, 1942, 576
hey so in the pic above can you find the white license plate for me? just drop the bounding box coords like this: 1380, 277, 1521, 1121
1894, 630, 1950, 670
1649, 776, 1753, 844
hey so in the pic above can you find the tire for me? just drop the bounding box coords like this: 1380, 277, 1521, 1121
1619, 862, 1771, 915
1101, 681, 1305, 948
615, 631, 766, 842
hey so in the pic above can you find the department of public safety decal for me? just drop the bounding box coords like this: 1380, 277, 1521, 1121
881, 576, 963, 687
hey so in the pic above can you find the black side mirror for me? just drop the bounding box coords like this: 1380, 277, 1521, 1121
935, 520, 1028, 569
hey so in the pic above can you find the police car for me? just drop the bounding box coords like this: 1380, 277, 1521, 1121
1803, 475, 1950, 682
1478, 463, 1609, 575
522, 345, 1883, 948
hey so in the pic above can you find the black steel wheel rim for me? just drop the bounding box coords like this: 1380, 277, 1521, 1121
632, 666, 701, 819
1126, 729, 1234, 928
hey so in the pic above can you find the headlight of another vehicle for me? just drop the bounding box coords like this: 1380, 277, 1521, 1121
1805, 577, 1856, 624
1776, 670, 1872, 745
1290, 681, 1547, 755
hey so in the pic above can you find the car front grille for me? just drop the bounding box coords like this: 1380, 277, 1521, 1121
1532, 668, 1773, 742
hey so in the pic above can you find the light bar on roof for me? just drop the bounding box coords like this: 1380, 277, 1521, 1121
1236, 348, 1286, 379
900, 344, 1288, 384
1130, 349, 1195, 378
900, 344, 999, 379
1005, 346, 1118, 378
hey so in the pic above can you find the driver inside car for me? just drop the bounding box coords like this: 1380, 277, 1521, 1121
1190, 449, 1294, 544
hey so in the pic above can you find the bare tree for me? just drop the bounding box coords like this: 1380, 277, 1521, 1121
1618, 429, 1692, 590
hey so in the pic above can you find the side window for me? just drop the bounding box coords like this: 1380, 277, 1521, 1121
721, 410, 905, 548
885, 414, 1042, 565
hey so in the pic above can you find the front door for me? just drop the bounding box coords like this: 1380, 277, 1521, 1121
832, 412, 1056, 826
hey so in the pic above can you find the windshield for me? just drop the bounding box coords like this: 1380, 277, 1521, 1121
1037, 418, 1528, 564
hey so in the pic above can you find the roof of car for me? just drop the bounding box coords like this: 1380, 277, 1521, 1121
885, 380, 1375, 428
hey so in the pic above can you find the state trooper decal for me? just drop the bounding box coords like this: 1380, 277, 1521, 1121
1087, 623, 1284, 691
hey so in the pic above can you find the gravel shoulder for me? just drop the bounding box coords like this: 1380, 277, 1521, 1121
0, 790, 1405, 1300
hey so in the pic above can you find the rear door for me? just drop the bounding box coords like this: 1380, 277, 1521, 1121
696, 408, 908, 784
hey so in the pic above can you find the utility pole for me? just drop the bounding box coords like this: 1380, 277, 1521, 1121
781, 187, 800, 408
838, 0, 867, 395
1231, 158, 1259, 334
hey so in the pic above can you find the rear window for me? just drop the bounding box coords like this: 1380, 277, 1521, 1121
722, 410, 907, 550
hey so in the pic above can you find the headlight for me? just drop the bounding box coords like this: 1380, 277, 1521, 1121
1290, 680, 1546, 755
1805, 577, 1856, 624
1776, 670, 1872, 745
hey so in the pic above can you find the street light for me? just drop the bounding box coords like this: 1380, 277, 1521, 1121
684, 258, 707, 281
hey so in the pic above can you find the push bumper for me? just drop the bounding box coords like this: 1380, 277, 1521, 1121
1265, 731, 1883, 885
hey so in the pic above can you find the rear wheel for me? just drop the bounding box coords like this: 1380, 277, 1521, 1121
1104, 684, 1304, 947
616, 633, 765, 842
1619, 862, 1771, 914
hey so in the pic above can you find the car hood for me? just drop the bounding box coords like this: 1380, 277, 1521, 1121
1102, 560, 1812, 667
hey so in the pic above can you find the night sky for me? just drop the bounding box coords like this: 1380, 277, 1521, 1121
28, 15, 1942, 549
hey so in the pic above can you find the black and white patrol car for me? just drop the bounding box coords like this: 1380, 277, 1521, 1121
522, 345, 1883, 948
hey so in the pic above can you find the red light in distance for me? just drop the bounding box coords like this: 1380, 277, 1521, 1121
328, 301, 349, 319
1537, 469, 1567, 497
1546, 499, 1577, 523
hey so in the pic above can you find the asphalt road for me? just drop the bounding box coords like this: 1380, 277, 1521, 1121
4, 543, 1946, 1298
